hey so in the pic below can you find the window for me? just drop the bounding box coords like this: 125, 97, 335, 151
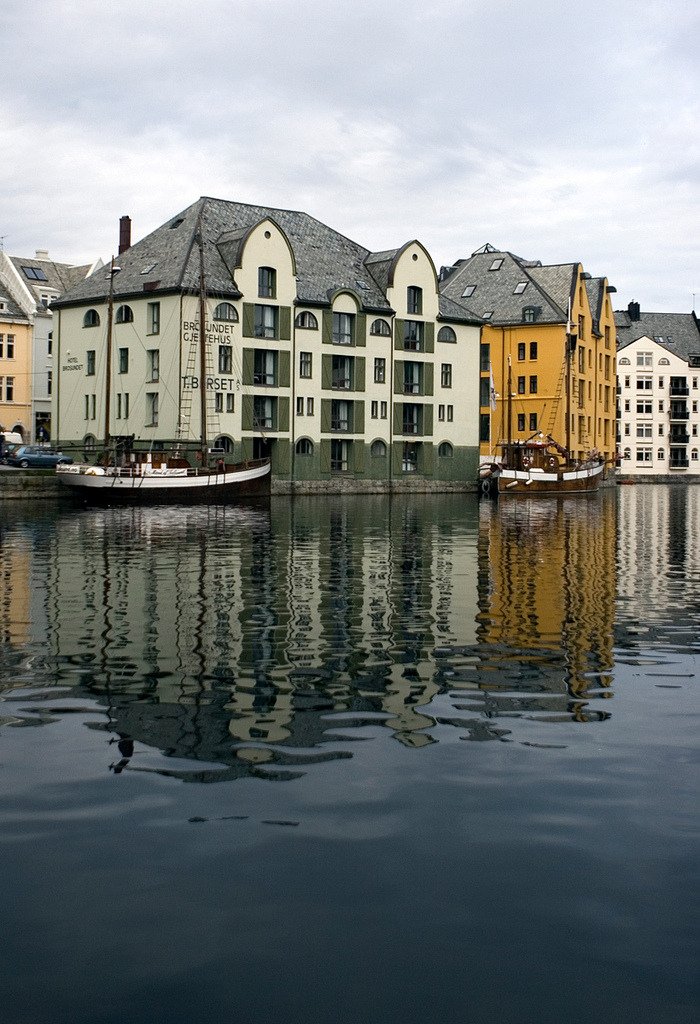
441, 363, 452, 388
462, 285, 476, 298
658, 400, 664, 412
489, 259, 504, 271
331, 439, 349, 472
218, 345, 232, 374
517, 414, 525, 431
115, 305, 133, 324
332, 312, 354, 345
147, 302, 160, 335
480, 343, 490, 373
658, 449, 665, 461
83, 309, 100, 328
296, 438, 314, 456
523, 307, 538, 322
637, 351, 653, 367
86, 350, 96, 376
306, 397, 314, 416
479, 378, 491, 408
513, 282, 527, 295
146, 392, 159, 426
402, 443, 418, 473
118, 348, 128, 373
403, 361, 421, 394
517, 343, 526, 361
258, 267, 276, 299
637, 376, 652, 391
529, 413, 537, 431
254, 305, 277, 339
578, 314, 585, 339
253, 395, 274, 429
636, 400, 652, 414
374, 357, 386, 383
438, 404, 445, 422
214, 302, 238, 322
404, 321, 423, 351
332, 354, 353, 390
116, 393, 129, 419
578, 346, 586, 373
447, 405, 453, 422
215, 393, 223, 413
658, 424, 664, 436
438, 442, 453, 457
48, 331, 53, 356
636, 447, 652, 463
480, 413, 490, 442
47, 370, 52, 396
299, 351, 312, 378
403, 405, 419, 434
529, 376, 538, 394
380, 401, 387, 419
331, 399, 351, 432
147, 349, 160, 382
296, 396, 304, 416
21, 265, 48, 281
636, 424, 652, 438
295, 311, 318, 330
437, 326, 456, 343
407, 286, 423, 314
370, 318, 391, 336
624, 375, 630, 388
226, 394, 234, 413
530, 341, 538, 360
624, 399, 630, 412
371, 440, 387, 457
517, 376, 525, 394
4, 376, 14, 401
253, 349, 276, 386
624, 424, 630, 436
371, 400, 378, 418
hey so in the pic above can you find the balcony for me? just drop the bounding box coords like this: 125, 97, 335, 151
332, 377, 351, 390
669, 432, 690, 444
669, 384, 689, 396
403, 382, 421, 395
669, 406, 689, 421
669, 458, 689, 469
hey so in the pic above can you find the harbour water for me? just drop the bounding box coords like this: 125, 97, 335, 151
0, 487, 697, 1024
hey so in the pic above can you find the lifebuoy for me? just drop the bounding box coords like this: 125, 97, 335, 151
547, 457, 556, 468
481, 479, 491, 495
522, 456, 530, 468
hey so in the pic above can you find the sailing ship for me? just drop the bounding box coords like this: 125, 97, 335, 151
57, 228, 271, 504
481, 320, 607, 497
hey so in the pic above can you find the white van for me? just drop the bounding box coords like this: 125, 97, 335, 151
2, 431, 24, 446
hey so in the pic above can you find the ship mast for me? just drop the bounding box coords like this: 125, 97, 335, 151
565, 297, 573, 457
103, 257, 120, 451
197, 220, 208, 466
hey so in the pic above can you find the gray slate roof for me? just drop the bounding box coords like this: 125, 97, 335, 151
439, 247, 575, 325
52, 197, 481, 324
0, 291, 30, 322
615, 308, 700, 361
8, 255, 93, 310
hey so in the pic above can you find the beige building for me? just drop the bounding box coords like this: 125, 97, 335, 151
0, 289, 31, 440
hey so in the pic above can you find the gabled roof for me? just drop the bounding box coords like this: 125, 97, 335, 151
7, 254, 94, 310
0, 290, 30, 323
439, 247, 574, 325
53, 197, 394, 312
615, 308, 700, 361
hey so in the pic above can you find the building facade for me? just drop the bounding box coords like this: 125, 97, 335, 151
615, 303, 700, 477
0, 289, 31, 440
52, 198, 482, 491
439, 244, 617, 467
0, 250, 97, 441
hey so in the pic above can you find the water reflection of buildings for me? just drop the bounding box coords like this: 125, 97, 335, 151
34, 497, 482, 774
472, 492, 618, 718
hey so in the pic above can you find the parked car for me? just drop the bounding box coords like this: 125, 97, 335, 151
1, 442, 22, 464
6, 446, 74, 469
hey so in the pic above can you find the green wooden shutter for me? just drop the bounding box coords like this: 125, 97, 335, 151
424, 361, 434, 396
274, 439, 291, 476
277, 396, 290, 432
394, 318, 404, 351
425, 322, 435, 353
322, 354, 333, 390
354, 400, 365, 435
278, 350, 290, 388
392, 441, 403, 476
242, 394, 254, 430
242, 303, 255, 338
279, 306, 291, 341
423, 404, 434, 436
420, 441, 435, 476
322, 310, 333, 345
394, 360, 404, 395
242, 348, 254, 386
393, 402, 403, 435
353, 439, 365, 474
320, 439, 332, 473
321, 398, 331, 432
241, 436, 255, 461
354, 356, 365, 392
355, 313, 366, 347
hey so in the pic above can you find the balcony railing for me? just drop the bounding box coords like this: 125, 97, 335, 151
331, 419, 350, 432
670, 433, 690, 444
402, 422, 419, 435
669, 408, 690, 420
332, 378, 351, 390
669, 459, 689, 469
403, 382, 420, 394
669, 385, 689, 396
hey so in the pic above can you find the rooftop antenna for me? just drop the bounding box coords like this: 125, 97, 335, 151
0, 236, 6, 251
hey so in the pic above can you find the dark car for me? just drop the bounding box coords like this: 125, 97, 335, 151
6, 445, 74, 469
1, 442, 22, 464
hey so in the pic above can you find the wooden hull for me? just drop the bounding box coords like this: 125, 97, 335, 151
496, 460, 604, 497
56, 459, 271, 504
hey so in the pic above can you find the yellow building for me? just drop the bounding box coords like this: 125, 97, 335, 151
0, 290, 32, 440
439, 244, 617, 464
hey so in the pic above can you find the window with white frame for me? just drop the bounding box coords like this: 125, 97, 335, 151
146, 392, 159, 426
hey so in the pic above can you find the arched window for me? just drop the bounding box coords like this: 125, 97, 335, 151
115, 305, 133, 324
657, 448, 665, 460
295, 311, 318, 330
83, 434, 97, 459
437, 326, 456, 343
83, 309, 100, 328
370, 318, 391, 336
296, 438, 314, 456
213, 435, 234, 453
213, 302, 238, 322
523, 306, 538, 322
370, 439, 387, 457
692, 448, 699, 462
438, 442, 454, 457
658, 357, 670, 365
407, 286, 422, 315
623, 447, 631, 460
618, 356, 630, 365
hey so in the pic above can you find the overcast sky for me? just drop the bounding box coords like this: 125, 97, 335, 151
2, 0, 697, 311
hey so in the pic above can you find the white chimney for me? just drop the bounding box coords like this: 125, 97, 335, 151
35, 249, 49, 260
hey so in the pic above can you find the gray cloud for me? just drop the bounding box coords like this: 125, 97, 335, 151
1, 0, 698, 310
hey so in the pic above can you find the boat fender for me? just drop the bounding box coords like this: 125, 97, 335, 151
481, 479, 491, 495
85, 466, 105, 476
522, 456, 530, 468
547, 457, 557, 468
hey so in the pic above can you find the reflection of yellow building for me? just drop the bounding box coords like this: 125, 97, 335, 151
0, 540, 31, 647
0, 294, 32, 439
439, 245, 617, 464
477, 494, 617, 696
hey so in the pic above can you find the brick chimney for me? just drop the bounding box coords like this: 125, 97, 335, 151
628, 301, 641, 321
118, 215, 132, 255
